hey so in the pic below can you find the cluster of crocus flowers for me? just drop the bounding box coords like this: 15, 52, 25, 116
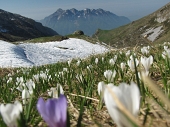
109, 55, 117, 66
37, 94, 67, 127
141, 46, 150, 55
32, 71, 49, 83
98, 82, 140, 127
0, 101, 23, 127
17, 79, 35, 104
104, 70, 116, 83
48, 84, 64, 98
76, 74, 84, 83
87, 65, 93, 72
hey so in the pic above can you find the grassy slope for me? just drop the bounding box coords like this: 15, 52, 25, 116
15, 34, 100, 45
23, 35, 68, 43
94, 2, 170, 48
93, 16, 152, 48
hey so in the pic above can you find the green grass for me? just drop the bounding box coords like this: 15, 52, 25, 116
0, 41, 170, 126
66, 34, 99, 44
24, 35, 68, 43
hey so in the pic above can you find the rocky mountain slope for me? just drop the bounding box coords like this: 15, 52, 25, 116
93, 2, 170, 48
0, 9, 58, 42
40, 8, 130, 36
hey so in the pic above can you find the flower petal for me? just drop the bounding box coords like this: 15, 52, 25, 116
55, 94, 67, 127
37, 98, 50, 125
129, 82, 140, 115
104, 85, 126, 127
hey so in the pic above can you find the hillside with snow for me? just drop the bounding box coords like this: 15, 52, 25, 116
0, 38, 108, 68
94, 2, 170, 48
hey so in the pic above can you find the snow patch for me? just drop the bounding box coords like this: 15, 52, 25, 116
0, 38, 108, 68
155, 17, 167, 23
142, 26, 164, 42
0, 40, 34, 67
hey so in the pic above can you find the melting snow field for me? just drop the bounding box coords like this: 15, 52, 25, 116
0, 38, 108, 68
142, 26, 164, 42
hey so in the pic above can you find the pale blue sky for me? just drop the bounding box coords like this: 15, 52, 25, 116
0, 0, 169, 21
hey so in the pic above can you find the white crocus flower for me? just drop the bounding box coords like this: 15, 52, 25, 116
120, 62, 126, 71
98, 81, 105, 96
58, 71, 64, 78
95, 58, 99, 64
25, 79, 35, 92
125, 50, 130, 57
166, 50, 170, 58
114, 55, 117, 61
127, 56, 139, 72
162, 46, 170, 59
17, 79, 35, 104
22, 89, 31, 104
141, 55, 153, 76
48, 84, 64, 98
48, 87, 58, 98
164, 46, 168, 51
162, 51, 167, 59
68, 59, 72, 67
0, 101, 23, 127
63, 68, 68, 72
109, 58, 115, 66
104, 82, 140, 127
87, 65, 93, 72
76, 74, 83, 83
33, 74, 39, 82
7, 77, 12, 84
104, 70, 116, 83
16, 77, 25, 90
16, 77, 24, 84
76, 60, 81, 66
39, 72, 47, 80
141, 46, 149, 55
102, 57, 104, 62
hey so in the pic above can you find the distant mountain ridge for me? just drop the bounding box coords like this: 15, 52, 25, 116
0, 9, 58, 42
93, 2, 170, 48
40, 8, 131, 36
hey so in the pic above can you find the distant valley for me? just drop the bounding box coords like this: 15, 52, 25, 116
40, 8, 131, 36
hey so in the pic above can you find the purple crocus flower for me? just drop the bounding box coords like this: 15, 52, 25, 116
37, 94, 67, 127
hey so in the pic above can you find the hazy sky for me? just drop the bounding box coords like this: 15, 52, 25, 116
0, 0, 169, 21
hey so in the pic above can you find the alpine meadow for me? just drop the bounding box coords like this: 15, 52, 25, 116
0, 1, 170, 127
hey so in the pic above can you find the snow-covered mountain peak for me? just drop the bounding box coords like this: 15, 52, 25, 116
41, 8, 130, 35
